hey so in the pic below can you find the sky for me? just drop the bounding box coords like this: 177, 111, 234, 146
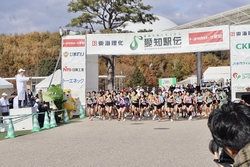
0, 0, 249, 34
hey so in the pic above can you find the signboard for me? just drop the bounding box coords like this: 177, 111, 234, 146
230, 25, 250, 101
159, 78, 176, 87
87, 25, 230, 55
61, 36, 86, 104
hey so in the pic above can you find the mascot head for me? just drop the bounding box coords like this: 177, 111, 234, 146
63, 89, 72, 99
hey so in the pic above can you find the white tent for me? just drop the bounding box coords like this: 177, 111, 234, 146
203, 66, 230, 82
177, 75, 197, 86
35, 70, 62, 92
0, 78, 14, 96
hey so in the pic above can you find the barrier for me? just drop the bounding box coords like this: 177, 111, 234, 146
50, 111, 57, 128
31, 115, 40, 132
5, 118, 17, 139
79, 105, 86, 118
63, 108, 70, 124
0, 109, 69, 139
42, 112, 50, 129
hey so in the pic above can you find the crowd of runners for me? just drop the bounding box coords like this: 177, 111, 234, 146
86, 83, 230, 122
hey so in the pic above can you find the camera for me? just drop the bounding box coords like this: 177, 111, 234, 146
209, 140, 234, 166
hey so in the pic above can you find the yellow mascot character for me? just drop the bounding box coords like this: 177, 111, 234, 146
63, 89, 77, 119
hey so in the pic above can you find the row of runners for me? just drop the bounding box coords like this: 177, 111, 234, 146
86, 88, 228, 121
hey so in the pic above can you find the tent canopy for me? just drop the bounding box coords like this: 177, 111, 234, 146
203, 66, 230, 82
35, 70, 62, 92
0, 78, 14, 96
177, 75, 197, 86
0, 78, 13, 89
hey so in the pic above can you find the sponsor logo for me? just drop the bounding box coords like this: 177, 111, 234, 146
189, 30, 223, 44
233, 72, 241, 79
130, 36, 143, 50
232, 62, 250, 66
63, 66, 84, 72
63, 78, 84, 83
91, 40, 124, 46
231, 31, 250, 37
63, 52, 84, 57
62, 39, 85, 47
233, 86, 246, 91
63, 52, 69, 57
236, 43, 250, 49
233, 72, 250, 79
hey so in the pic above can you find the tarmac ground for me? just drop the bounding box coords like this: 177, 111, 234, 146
0, 115, 216, 167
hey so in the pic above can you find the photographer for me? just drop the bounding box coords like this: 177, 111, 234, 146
208, 102, 250, 167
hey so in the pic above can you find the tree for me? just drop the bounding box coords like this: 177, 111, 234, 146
67, 0, 157, 90
38, 58, 61, 76
130, 66, 146, 88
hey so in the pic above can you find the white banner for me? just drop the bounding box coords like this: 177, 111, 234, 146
61, 36, 86, 104
87, 25, 230, 55
230, 25, 250, 101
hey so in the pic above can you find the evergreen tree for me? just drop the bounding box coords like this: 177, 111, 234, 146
38, 58, 61, 76
130, 67, 146, 88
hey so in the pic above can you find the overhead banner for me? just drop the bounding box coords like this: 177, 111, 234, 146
87, 25, 230, 55
230, 25, 250, 101
61, 35, 86, 104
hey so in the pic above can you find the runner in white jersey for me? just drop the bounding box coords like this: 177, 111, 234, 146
195, 91, 204, 118
165, 90, 175, 121
117, 92, 126, 121
212, 89, 221, 110
174, 91, 182, 119
204, 90, 213, 118
86, 92, 94, 121
192, 89, 198, 117
182, 91, 194, 120
92, 91, 97, 117
158, 90, 165, 121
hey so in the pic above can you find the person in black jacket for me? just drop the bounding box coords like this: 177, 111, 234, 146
37, 102, 49, 128
8, 93, 17, 109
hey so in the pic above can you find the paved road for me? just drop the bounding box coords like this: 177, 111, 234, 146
0, 117, 215, 167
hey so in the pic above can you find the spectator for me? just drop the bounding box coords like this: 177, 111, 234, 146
27, 89, 33, 105
8, 92, 16, 109
208, 103, 250, 167
15, 68, 31, 108
33, 99, 40, 112
38, 102, 49, 128
0, 93, 10, 116
29, 96, 36, 107
211, 82, 219, 94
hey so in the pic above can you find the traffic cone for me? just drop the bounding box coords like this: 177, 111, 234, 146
5, 118, 17, 139
63, 108, 70, 124
79, 105, 86, 118
50, 111, 57, 128
42, 112, 50, 129
32, 114, 40, 132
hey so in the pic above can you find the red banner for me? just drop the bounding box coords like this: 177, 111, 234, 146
189, 30, 223, 44
62, 39, 85, 47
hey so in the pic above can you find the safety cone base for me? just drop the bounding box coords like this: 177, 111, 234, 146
42, 125, 50, 129
64, 120, 70, 124
32, 129, 40, 132
32, 115, 41, 132
79, 115, 86, 119
50, 124, 57, 128
43, 112, 50, 130
5, 134, 17, 139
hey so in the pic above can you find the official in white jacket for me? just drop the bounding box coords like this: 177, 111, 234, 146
15, 68, 31, 108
